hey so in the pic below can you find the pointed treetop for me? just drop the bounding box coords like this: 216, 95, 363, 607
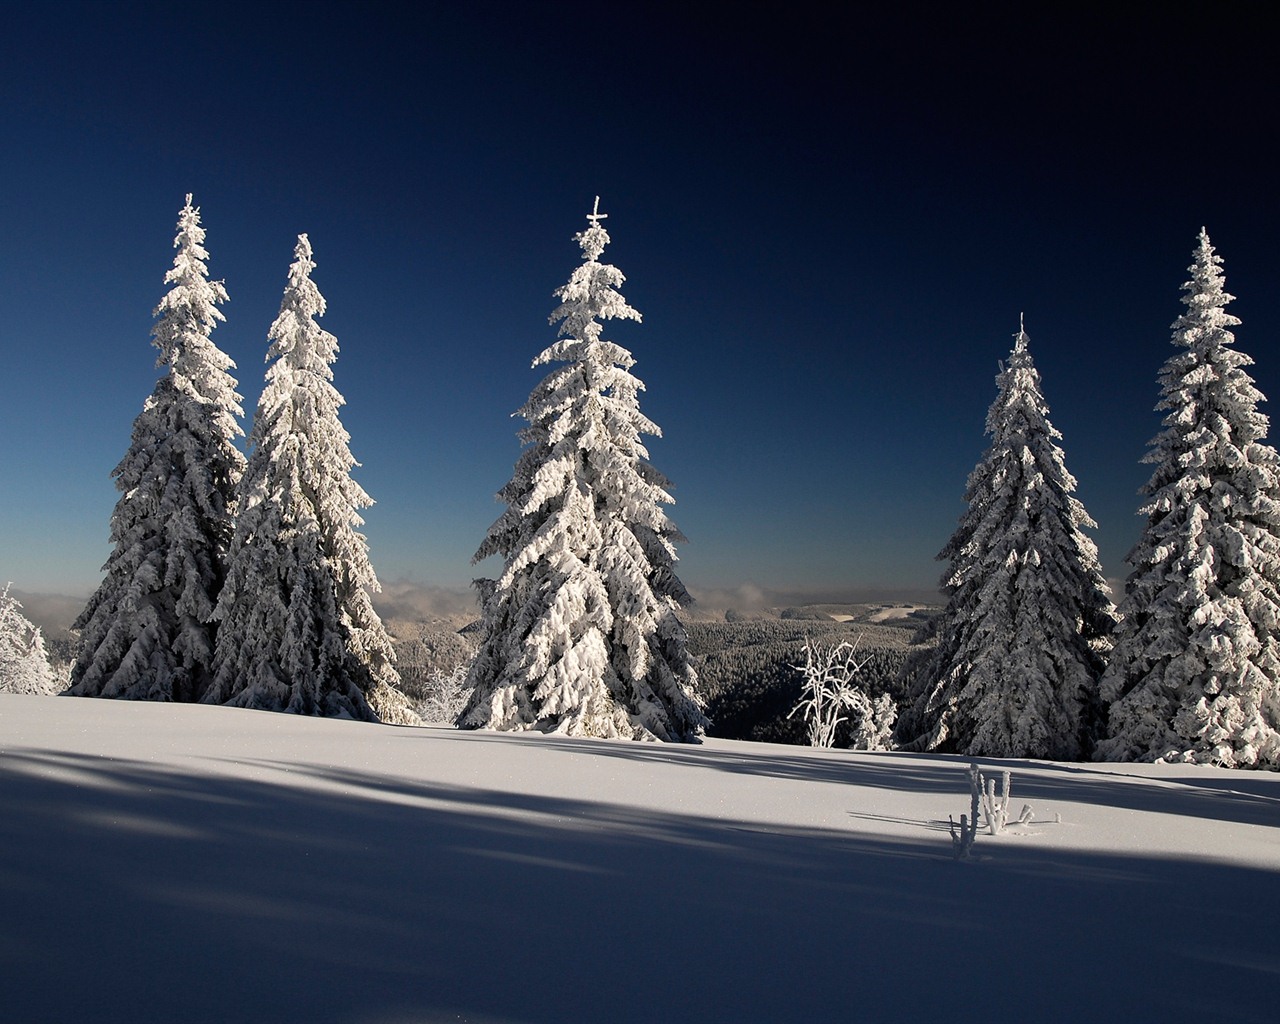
1191, 227, 1217, 271
290, 233, 316, 275
1179, 227, 1236, 327
1190, 227, 1220, 272
573, 197, 613, 264
176, 194, 200, 239
1015, 312, 1028, 353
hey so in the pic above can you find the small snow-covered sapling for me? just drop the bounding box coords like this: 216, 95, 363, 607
951, 762, 1029, 854
949, 762, 983, 858
982, 769, 1013, 835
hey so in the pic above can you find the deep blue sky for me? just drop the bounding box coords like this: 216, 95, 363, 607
2, 3, 1278, 609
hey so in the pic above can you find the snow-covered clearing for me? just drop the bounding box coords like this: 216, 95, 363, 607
864, 604, 927, 623
3, 693, 1279, 1023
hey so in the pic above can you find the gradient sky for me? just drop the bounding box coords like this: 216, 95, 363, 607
2, 3, 1278, 609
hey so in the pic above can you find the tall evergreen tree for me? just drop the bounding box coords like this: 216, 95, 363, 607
460, 199, 705, 741
205, 235, 414, 724
68, 195, 244, 702
1098, 230, 1280, 767
897, 320, 1115, 759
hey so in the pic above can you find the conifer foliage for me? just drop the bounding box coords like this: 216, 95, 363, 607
1098, 231, 1280, 767
69, 195, 244, 702
0, 584, 61, 695
898, 321, 1115, 759
460, 199, 705, 741
205, 235, 412, 723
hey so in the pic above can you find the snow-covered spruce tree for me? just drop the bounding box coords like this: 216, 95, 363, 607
68, 195, 244, 703
1098, 230, 1280, 767
204, 235, 416, 724
0, 584, 61, 695
897, 320, 1115, 760
460, 199, 705, 741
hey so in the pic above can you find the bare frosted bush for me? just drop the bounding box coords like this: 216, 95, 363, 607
414, 663, 474, 725
789, 639, 897, 750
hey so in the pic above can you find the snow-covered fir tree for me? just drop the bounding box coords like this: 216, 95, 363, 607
1098, 230, 1280, 767
460, 199, 705, 741
0, 584, 61, 695
897, 320, 1115, 759
204, 235, 416, 724
68, 195, 244, 703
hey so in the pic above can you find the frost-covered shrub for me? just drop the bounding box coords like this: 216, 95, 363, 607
389, 623, 478, 725
788, 639, 897, 751
412, 664, 474, 725
949, 763, 982, 859
851, 693, 897, 752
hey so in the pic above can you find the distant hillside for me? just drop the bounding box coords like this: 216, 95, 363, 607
7, 589, 85, 635
688, 606, 937, 746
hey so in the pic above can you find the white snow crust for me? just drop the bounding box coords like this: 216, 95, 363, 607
3, 694, 1278, 1023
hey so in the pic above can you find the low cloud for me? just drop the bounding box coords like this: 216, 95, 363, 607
6, 589, 87, 635
373, 580, 480, 623
685, 583, 771, 615
686, 582, 943, 619
9, 579, 944, 636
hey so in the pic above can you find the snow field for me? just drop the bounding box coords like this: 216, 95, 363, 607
3, 694, 1279, 1023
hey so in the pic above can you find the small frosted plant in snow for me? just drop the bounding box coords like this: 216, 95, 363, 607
949, 762, 982, 859
950, 762, 1033, 856
982, 768, 1014, 835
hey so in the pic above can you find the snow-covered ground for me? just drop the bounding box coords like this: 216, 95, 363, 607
3, 693, 1278, 1023
865, 604, 929, 623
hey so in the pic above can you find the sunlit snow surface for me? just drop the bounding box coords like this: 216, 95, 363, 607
3, 693, 1279, 1023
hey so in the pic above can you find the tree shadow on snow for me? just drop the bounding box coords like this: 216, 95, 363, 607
415, 729, 1280, 832
2, 745, 1279, 1024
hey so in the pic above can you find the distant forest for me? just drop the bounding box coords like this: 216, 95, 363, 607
388, 606, 934, 746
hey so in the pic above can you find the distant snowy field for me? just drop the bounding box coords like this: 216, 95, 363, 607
3, 694, 1279, 1023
